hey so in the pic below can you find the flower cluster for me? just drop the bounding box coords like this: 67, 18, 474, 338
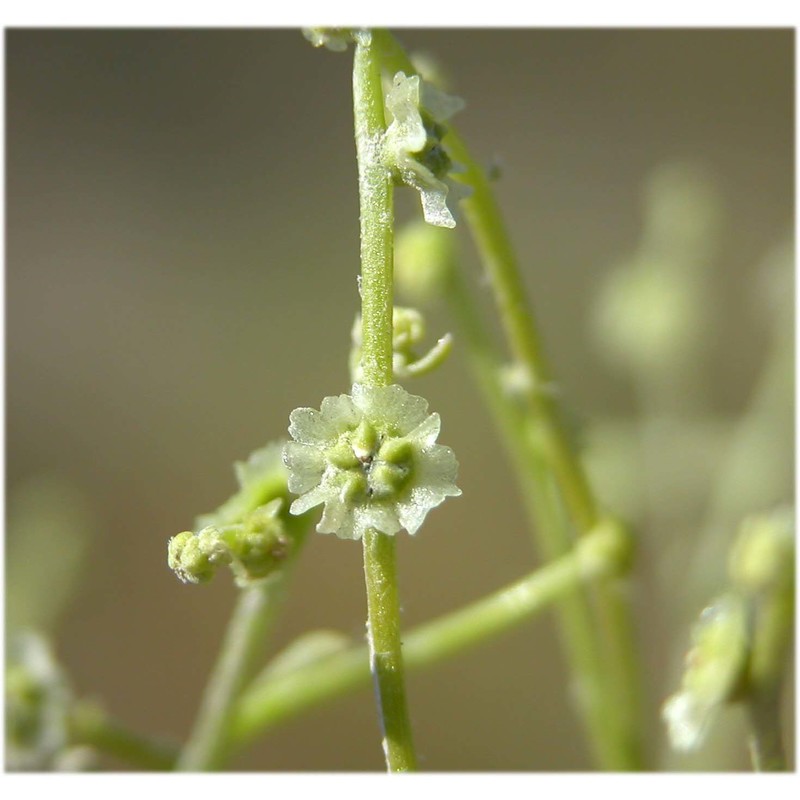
283, 384, 460, 540
383, 72, 466, 229
168, 443, 296, 586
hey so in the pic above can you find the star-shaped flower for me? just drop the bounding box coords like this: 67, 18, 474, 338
283, 384, 461, 540
383, 71, 466, 229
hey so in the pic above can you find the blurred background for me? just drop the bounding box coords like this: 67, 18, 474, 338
5, 28, 794, 771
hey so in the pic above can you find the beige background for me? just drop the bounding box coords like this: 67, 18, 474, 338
6, 29, 794, 770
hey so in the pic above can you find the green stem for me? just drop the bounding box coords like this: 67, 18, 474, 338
374, 29, 644, 769
229, 524, 626, 747
176, 576, 288, 771
449, 138, 599, 531
455, 156, 644, 766
374, 27, 643, 770
374, 26, 597, 531
746, 688, 787, 772
745, 565, 793, 772
354, 33, 394, 390
353, 29, 416, 773
69, 703, 178, 771
446, 268, 638, 769
362, 530, 417, 772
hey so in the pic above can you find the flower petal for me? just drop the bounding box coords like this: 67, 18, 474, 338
319, 498, 358, 540
288, 407, 337, 445
421, 81, 465, 122
320, 393, 360, 434
416, 444, 461, 494
420, 187, 456, 229
290, 485, 328, 516
283, 441, 326, 494
361, 501, 402, 536
354, 383, 429, 435
396, 498, 432, 535
407, 412, 441, 447
385, 73, 427, 153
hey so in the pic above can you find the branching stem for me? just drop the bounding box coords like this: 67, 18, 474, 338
230, 524, 626, 747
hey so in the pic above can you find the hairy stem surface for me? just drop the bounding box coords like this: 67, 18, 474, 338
353, 29, 417, 772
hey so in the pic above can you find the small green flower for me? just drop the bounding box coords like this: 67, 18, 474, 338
383, 71, 466, 229
284, 384, 460, 540
662, 595, 748, 752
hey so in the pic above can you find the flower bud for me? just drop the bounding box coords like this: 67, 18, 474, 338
168, 529, 231, 585
222, 500, 292, 585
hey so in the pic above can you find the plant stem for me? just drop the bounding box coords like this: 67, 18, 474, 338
376, 27, 643, 770
354, 35, 394, 390
446, 267, 637, 769
448, 138, 598, 530
353, 29, 417, 773
176, 577, 287, 771
362, 530, 417, 772
745, 559, 793, 772
229, 524, 626, 747
457, 67, 644, 768
448, 147, 642, 770
746, 688, 787, 771
69, 703, 178, 771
